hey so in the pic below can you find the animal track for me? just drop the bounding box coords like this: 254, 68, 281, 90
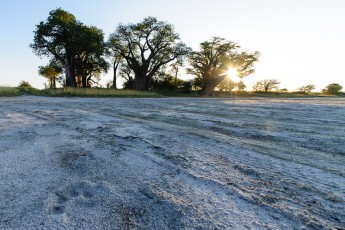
50, 181, 97, 215
51, 205, 65, 215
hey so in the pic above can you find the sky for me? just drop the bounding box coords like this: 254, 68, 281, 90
0, 0, 344, 91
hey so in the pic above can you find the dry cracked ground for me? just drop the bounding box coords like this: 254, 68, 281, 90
0, 96, 344, 229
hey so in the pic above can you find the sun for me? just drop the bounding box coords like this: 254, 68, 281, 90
227, 67, 238, 78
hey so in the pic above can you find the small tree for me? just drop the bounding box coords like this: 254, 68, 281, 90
297, 85, 315, 93
253, 79, 280, 92
119, 65, 135, 89
38, 65, 62, 89
152, 73, 181, 90
105, 80, 113, 89
180, 80, 194, 93
323, 83, 343, 94
236, 80, 246, 91
218, 79, 236, 92
18, 81, 33, 88
151, 62, 185, 91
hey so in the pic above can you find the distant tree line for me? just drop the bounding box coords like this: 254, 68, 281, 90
30, 8, 260, 95
250, 79, 342, 94
30, 8, 343, 95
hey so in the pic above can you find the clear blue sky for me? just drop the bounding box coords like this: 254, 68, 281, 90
1, 0, 344, 91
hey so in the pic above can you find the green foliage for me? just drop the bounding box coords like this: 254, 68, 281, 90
118, 64, 135, 89
236, 80, 246, 91
30, 8, 77, 57
296, 85, 315, 93
0, 87, 20, 96
180, 80, 194, 93
206, 91, 329, 98
152, 74, 179, 90
108, 17, 190, 90
105, 80, 114, 89
16, 82, 41, 95
323, 83, 343, 94
74, 26, 109, 88
151, 73, 195, 94
253, 79, 280, 92
218, 79, 236, 92
18, 81, 33, 88
17, 87, 41, 95
38, 65, 62, 89
187, 37, 259, 95
31, 8, 108, 87
30, 8, 78, 86
217, 79, 246, 92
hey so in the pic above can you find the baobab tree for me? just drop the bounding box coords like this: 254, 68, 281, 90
108, 17, 190, 90
253, 79, 281, 92
187, 37, 259, 95
31, 8, 107, 87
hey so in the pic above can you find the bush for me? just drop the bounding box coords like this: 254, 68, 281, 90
18, 81, 33, 88
180, 80, 194, 93
323, 83, 342, 94
152, 74, 179, 90
297, 85, 315, 93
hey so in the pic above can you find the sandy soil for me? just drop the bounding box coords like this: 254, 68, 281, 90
0, 96, 344, 229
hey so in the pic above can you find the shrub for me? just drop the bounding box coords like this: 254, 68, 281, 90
323, 83, 342, 94
18, 81, 33, 88
297, 85, 315, 93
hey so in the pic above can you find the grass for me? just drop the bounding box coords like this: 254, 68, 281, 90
2, 86, 344, 98
0, 87, 21, 96
207, 91, 344, 98
153, 89, 201, 97
26, 88, 162, 98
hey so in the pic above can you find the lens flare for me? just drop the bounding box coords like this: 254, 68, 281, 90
227, 68, 238, 78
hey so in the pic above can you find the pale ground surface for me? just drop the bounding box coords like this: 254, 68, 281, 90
0, 96, 344, 229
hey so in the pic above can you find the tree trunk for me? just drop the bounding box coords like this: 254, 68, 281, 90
49, 77, 53, 89
113, 68, 117, 89
133, 71, 149, 90
65, 57, 77, 87
173, 64, 179, 88
202, 84, 214, 96
133, 76, 146, 90
82, 75, 87, 88
112, 76, 117, 89
202, 75, 226, 96
113, 62, 118, 89
64, 63, 72, 87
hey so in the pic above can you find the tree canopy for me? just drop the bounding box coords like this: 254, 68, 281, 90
74, 26, 108, 88
108, 17, 190, 90
323, 83, 343, 94
187, 37, 260, 95
253, 79, 280, 92
38, 65, 62, 89
18, 81, 33, 88
31, 9, 266, 92
30, 8, 107, 87
297, 85, 315, 93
